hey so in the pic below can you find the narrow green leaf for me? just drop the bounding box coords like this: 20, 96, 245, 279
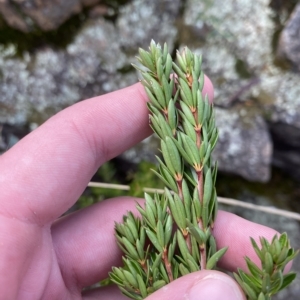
262, 273, 271, 294
182, 119, 197, 142
263, 252, 274, 274
136, 274, 147, 298
172, 62, 187, 80
203, 168, 213, 205
258, 292, 266, 300
149, 115, 164, 139
191, 74, 199, 107
275, 247, 288, 265
159, 263, 169, 283
172, 137, 194, 166
250, 237, 263, 260
176, 51, 187, 73
161, 139, 175, 176
202, 143, 212, 166
279, 272, 297, 291
142, 72, 166, 108
156, 220, 165, 248
162, 74, 171, 103
126, 218, 139, 241
174, 193, 187, 229
138, 48, 155, 72
165, 53, 173, 79
157, 165, 178, 192
194, 54, 201, 78
136, 239, 144, 260
179, 78, 193, 107
192, 186, 201, 219
164, 214, 173, 245
168, 232, 177, 263
177, 230, 189, 260
279, 232, 289, 248
123, 270, 138, 288
122, 237, 139, 260
180, 101, 196, 125
152, 253, 162, 272
162, 43, 168, 63
206, 247, 227, 270
112, 267, 126, 282
165, 136, 182, 174
145, 87, 162, 110
186, 253, 200, 272
208, 235, 217, 258
240, 281, 258, 300
245, 257, 263, 277
153, 280, 167, 291
156, 56, 163, 81
146, 229, 163, 252
157, 113, 173, 138
197, 90, 204, 124
199, 71, 204, 91
179, 263, 190, 276
182, 179, 191, 220
186, 220, 206, 244
181, 133, 201, 167
119, 286, 140, 300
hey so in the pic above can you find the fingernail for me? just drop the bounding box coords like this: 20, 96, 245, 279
188, 274, 245, 300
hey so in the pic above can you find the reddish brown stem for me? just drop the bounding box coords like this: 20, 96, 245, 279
197, 170, 203, 204
200, 244, 207, 270
163, 248, 174, 282
176, 179, 183, 200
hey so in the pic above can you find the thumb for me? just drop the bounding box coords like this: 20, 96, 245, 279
145, 270, 246, 300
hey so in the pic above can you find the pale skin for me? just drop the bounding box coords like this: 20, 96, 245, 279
0, 79, 282, 300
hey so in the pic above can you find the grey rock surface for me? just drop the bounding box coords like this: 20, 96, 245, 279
0, 18, 137, 125
1, 0, 300, 184
182, 0, 300, 182
0, 0, 102, 32
214, 107, 272, 182
277, 3, 300, 72
117, 0, 181, 54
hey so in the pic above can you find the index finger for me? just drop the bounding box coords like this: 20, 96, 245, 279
0, 83, 150, 224
0, 78, 214, 224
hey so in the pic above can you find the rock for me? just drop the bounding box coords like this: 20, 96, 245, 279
218, 194, 300, 300
253, 70, 300, 180
277, 3, 300, 72
117, 0, 181, 54
0, 0, 102, 32
214, 107, 272, 182
183, 0, 274, 107
0, 18, 136, 125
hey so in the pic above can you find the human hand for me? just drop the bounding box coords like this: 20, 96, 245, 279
0, 80, 279, 300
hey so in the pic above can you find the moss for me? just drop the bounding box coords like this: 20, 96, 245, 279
0, 0, 131, 57
0, 12, 87, 57
235, 58, 252, 79
216, 167, 300, 213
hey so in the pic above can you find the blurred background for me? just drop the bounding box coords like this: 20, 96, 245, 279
0, 0, 300, 298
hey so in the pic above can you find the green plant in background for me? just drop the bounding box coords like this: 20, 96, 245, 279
78, 161, 128, 208
109, 41, 298, 299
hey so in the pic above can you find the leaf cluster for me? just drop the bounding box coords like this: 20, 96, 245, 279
110, 192, 226, 299
110, 41, 225, 299
234, 233, 299, 300
109, 41, 298, 300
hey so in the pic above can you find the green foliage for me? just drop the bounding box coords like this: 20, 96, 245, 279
110, 41, 227, 299
234, 234, 299, 300
78, 161, 127, 209
129, 161, 164, 197
110, 41, 298, 300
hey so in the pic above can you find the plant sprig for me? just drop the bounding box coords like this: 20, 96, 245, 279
109, 41, 298, 300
